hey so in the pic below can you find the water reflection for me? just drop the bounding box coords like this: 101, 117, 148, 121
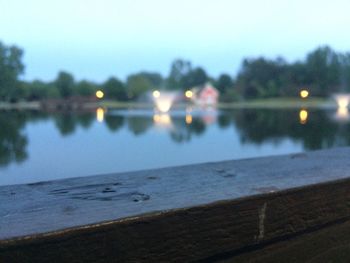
334, 94, 350, 109
127, 115, 153, 135
231, 109, 339, 150
0, 111, 28, 166
104, 115, 124, 131
185, 114, 192, 124
335, 107, 350, 122
1, 108, 350, 169
333, 94, 350, 122
96, 107, 105, 123
55, 114, 76, 135
153, 113, 172, 127
299, 109, 308, 125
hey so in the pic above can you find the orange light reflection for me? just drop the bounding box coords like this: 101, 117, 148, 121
299, 109, 308, 125
96, 107, 105, 122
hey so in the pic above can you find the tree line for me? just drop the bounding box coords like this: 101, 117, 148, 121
1, 40, 350, 102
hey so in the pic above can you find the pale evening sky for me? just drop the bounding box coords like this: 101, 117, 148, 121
0, 0, 349, 82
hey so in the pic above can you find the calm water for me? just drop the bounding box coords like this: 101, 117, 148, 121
0, 107, 349, 186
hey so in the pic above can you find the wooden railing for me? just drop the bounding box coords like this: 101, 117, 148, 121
1, 147, 350, 262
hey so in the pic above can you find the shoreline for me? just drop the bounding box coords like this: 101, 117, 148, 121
0, 98, 338, 111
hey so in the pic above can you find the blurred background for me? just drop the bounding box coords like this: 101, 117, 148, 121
1, 0, 350, 185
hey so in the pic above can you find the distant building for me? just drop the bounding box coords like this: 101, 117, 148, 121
191, 83, 219, 105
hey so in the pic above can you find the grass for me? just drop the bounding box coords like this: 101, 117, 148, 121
0, 97, 338, 110
0, 101, 40, 110
218, 97, 335, 109
99, 97, 336, 110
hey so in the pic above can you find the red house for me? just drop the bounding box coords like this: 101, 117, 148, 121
196, 83, 219, 105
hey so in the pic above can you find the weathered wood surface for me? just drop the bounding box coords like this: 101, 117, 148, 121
1, 147, 350, 262
221, 219, 350, 262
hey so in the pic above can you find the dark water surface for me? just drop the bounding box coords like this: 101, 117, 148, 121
0, 107, 349, 186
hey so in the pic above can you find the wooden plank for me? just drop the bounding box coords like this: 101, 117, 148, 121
220, 218, 350, 262
1, 147, 350, 262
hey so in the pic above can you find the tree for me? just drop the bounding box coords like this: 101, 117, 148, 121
23, 80, 59, 100
236, 57, 287, 99
216, 74, 234, 94
305, 46, 341, 96
76, 80, 96, 97
215, 74, 238, 102
182, 67, 208, 89
0, 41, 25, 101
216, 74, 233, 94
102, 77, 127, 100
55, 71, 75, 98
166, 59, 210, 90
338, 53, 350, 92
127, 74, 153, 99
137, 72, 163, 89
279, 62, 309, 97
166, 59, 192, 90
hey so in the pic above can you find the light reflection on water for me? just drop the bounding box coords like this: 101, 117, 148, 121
0, 108, 349, 186
335, 107, 350, 122
96, 107, 105, 123
299, 109, 308, 125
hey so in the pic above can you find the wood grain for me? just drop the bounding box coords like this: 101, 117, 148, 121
1, 147, 350, 262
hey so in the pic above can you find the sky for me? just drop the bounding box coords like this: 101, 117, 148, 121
0, 0, 350, 82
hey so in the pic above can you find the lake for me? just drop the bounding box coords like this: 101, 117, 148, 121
0, 107, 349, 186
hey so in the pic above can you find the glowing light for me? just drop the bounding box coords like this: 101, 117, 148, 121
337, 107, 349, 119
300, 90, 309, 99
299, 109, 308, 124
155, 100, 172, 113
153, 113, 172, 127
153, 114, 160, 123
96, 107, 105, 122
185, 90, 193, 99
152, 90, 160, 98
336, 97, 349, 109
185, 114, 193, 124
153, 92, 175, 113
96, 90, 104, 99
333, 94, 350, 122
